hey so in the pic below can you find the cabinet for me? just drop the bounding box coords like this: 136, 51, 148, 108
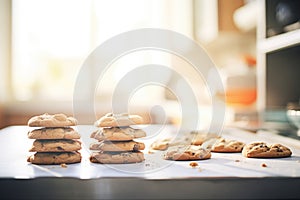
257, 0, 300, 123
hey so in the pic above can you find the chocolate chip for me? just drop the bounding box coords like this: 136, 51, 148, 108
261, 163, 267, 167
57, 146, 64, 150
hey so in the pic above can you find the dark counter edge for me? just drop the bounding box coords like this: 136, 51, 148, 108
1, 177, 299, 199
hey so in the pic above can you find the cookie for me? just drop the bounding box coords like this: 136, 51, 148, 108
150, 131, 219, 151
90, 151, 144, 164
28, 127, 80, 140
29, 139, 82, 152
27, 151, 81, 165
164, 145, 211, 161
90, 127, 146, 141
95, 113, 143, 127
150, 138, 171, 150
242, 142, 292, 158
28, 113, 77, 127
211, 138, 245, 153
89, 140, 145, 152
150, 136, 191, 151
190, 131, 220, 145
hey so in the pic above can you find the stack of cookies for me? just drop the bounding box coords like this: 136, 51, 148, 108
90, 113, 146, 164
27, 113, 82, 165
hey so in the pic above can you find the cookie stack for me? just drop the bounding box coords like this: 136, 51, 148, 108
90, 113, 146, 164
27, 113, 82, 165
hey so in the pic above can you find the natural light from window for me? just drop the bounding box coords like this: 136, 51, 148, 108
12, 0, 188, 102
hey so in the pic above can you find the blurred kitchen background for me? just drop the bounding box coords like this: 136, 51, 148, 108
0, 0, 300, 135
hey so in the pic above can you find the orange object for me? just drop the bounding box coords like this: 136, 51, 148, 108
225, 88, 257, 105
243, 54, 257, 66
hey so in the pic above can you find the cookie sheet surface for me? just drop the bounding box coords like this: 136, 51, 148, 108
0, 125, 300, 179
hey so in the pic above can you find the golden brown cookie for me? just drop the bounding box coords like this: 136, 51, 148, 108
29, 139, 82, 152
164, 145, 211, 161
190, 131, 220, 145
90, 127, 146, 141
150, 138, 171, 150
94, 113, 143, 127
28, 113, 77, 127
150, 131, 220, 151
90, 151, 144, 164
211, 138, 245, 153
27, 151, 81, 165
89, 140, 145, 152
150, 136, 191, 151
242, 142, 292, 158
28, 127, 80, 140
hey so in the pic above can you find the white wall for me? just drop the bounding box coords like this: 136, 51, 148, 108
0, 0, 12, 102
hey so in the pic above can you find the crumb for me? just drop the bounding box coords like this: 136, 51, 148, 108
198, 167, 202, 172
145, 163, 150, 167
189, 162, 198, 168
60, 163, 67, 168
235, 160, 240, 162
148, 150, 154, 154
261, 163, 267, 167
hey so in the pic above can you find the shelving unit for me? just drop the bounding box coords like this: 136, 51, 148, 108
258, 29, 300, 53
257, 0, 300, 119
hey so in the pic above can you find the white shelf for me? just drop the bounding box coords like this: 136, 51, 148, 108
258, 29, 300, 53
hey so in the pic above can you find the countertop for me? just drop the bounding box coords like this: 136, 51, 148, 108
0, 125, 300, 199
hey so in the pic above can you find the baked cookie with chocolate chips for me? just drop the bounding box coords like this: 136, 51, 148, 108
94, 113, 143, 127
89, 140, 145, 152
164, 145, 211, 161
90, 127, 146, 141
27, 151, 81, 165
242, 142, 292, 158
90, 151, 144, 164
150, 135, 192, 151
190, 131, 220, 145
150, 131, 218, 151
150, 138, 171, 150
29, 139, 81, 152
211, 138, 245, 153
28, 113, 77, 127
28, 127, 80, 140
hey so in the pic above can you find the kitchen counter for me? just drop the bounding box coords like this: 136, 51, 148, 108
0, 125, 300, 199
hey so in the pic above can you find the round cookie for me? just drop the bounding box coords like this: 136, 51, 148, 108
90, 151, 145, 164
150, 136, 191, 151
190, 131, 220, 145
28, 113, 77, 127
29, 139, 82, 152
242, 142, 292, 158
89, 140, 145, 152
27, 151, 82, 165
211, 138, 245, 153
164, 145, 211, 161
90, 127, 146, 141
150, 138, 171, 150
94, 113, 143, 127
28, 127, 80, 140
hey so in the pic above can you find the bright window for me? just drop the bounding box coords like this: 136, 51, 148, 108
12, 0, 192, 102
12, 0, 92, 101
